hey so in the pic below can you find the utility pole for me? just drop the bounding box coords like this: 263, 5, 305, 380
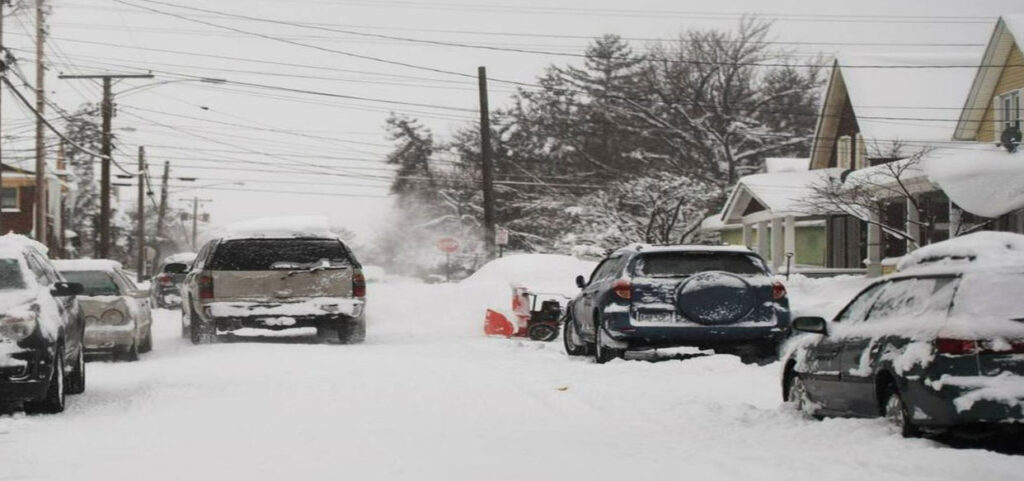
58, 72, 153, 258
156, 160, 169, 238
0, 0, 5, 235
34, 0, 46, 247
136, 146, 146, 281
478, 66, 496, 256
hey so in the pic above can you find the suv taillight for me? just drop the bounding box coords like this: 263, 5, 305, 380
353, 269, 366, 298
198, 273, 214, 300
935, 337, 978, 356
613, 279, 631, 300
157, 273, 173, 286
772, 281, 787, 300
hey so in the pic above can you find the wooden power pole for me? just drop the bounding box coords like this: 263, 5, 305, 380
58, 72, 152, 258
156, 160, 169, 238
136, 146, 146, 281
0, 0, 5, 235
478, 66, 496, 256
34, 0, 46, 246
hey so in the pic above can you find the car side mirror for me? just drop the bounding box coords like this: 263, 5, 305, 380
575, 275, 586, 289
164, 262, 189, 274
132, 288, 151, 299
52, 282, 84, 297
792, 316, 828, 335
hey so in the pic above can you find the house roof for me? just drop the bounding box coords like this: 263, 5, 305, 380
922, 143, 1024, 218
833, 52, 981, 144
955, 15, 1024, 140
720, 168, 843, 224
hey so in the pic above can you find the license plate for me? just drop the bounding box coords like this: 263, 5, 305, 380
636, 311, 676, 324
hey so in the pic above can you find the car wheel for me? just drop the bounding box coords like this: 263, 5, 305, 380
119, 340, 140, 362
883, 384, 920, 438
189, 310, 207, 345
594, 323, 623, 364
563, 317, 592, 357
140, 326, 153, 353
66, 345, 86, 395
24, 344, 66, 414
786, 374, 813, 414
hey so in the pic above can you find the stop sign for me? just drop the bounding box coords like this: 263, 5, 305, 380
437, 237, 460, 253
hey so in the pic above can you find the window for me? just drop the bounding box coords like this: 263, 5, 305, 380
1, 187, 17, 210
0, 258, 27, 290
864, 277, 958, 322
206, 239, 352, 271
834, 282, 887, 323
951, 272, 1024, 321
632, 252, 768, 277
60, 271, 121, 296
996, 90, 1022, 139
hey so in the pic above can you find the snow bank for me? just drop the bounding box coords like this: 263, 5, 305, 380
897, 231, 1024, 271
53, 259, 123, 272
781, 274, 871, 319
462, 253, 595, 296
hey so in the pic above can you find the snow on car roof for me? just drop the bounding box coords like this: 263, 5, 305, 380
618, 244, 754, 255
897, 231, 1024, 273
162, 252, 197, 264
52, 259, 123, 272
0, 233, 48, 256
220, 215, 339, 240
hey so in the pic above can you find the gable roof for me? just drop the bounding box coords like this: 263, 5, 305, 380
955, 15, 1024, 140
720, 168, 843, 224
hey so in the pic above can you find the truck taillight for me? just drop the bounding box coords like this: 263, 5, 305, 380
353, 270, 366, 298
772, 281, 787, 300
613, 279, 632, 300
198, 273, 214, 300
935, 337, 978, 356
157, 273, 173, 286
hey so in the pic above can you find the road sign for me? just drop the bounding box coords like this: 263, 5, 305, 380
495, 228, 509, 246
437, 237, 460, 253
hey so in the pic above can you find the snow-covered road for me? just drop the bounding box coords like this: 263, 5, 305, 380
1, 280, 1022, 480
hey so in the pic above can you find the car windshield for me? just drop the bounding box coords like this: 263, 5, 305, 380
633, 252, 767, 277
60, 270, 121, 296
951, 272, 1024, 321
0, 258, 26, 290
207, 239, 352, 271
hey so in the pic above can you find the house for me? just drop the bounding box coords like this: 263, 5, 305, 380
1, 164, 67, 253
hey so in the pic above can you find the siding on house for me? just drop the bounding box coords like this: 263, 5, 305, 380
979, 44, 1024, 143
0, 185, 37, 235
719, 225, 827, 267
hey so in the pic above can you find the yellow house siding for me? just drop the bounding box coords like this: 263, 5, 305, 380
979, 44, 1024, 143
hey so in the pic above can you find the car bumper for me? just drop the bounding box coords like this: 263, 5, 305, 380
199, 299, 365, 330
84, 325, 136, 351
604, 311, 789, 349
905, 376, 1024, 427
1, 345, 55, 402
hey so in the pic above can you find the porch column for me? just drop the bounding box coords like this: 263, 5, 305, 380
741, 223, 753, 250
756, 220, 769, 258
906, 196, 920, 250
867, 213, 882, 277
771, 217, 784, 271
784, 215, 797, 272
949, 201, 962, 239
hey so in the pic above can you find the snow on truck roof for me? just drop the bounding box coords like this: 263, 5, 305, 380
52, 259, 123, 272
897, 232, 1024, 273
220, 216, 340, 240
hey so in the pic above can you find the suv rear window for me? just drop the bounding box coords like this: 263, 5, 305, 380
0, 258, 26, 290
633, 252, 768, 277
207, 239, 353, 271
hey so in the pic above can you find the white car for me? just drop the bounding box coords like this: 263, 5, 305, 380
54, 259, 154, 361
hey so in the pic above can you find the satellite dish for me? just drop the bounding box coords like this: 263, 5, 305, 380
1001, 125, 1022, 153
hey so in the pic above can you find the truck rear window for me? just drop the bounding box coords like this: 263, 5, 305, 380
207, 239, 352, 271
633, 252, 767, 277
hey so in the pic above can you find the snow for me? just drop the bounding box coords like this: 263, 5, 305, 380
207, 297, 364, 318
834, 52, 981, 143
722, 168, 843, 221
2, 279, 1023, 480
0, 233, 48, 255
780, 274, 871, 319
52, 258, 123, 272
923, 146, 1024, 219
897, 231, 1024, 272
161, 252, 197, 265
937, 373, 1024, 413
764, 157, 809, 174
221, 215, 338, 239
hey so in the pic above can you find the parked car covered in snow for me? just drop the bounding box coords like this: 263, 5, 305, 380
782, 232, 1024, 438
563, 245, 790, 364
54, 259, 154, 361
171, 217, 366, 344
0, 235, 86, 413
151, 252, 197, 308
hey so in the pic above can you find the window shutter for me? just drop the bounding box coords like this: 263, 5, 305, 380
837, 135, 852, 169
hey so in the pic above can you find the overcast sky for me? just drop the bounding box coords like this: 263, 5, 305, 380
2, 0, 1023, 243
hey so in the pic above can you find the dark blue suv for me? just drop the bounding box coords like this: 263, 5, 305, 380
563, 245, 790, 363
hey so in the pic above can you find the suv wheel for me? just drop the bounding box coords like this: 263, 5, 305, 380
190, 310, 211, 345
66, 346, 86, 395
883, 383, 920, 438
594, 322, 624, 364
25, 344, 66, 414
563, 316, 592, 357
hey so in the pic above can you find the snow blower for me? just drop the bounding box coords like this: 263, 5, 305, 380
484, 285, 567, 342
